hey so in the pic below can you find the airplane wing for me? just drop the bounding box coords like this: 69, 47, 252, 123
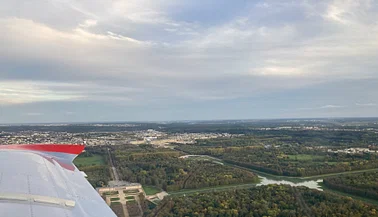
0, 144, 117, 217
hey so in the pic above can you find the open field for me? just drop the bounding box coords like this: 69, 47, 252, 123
143, 186, 161, 195
110, 198, 120, 201
124, 189, 139, 194
287, 154, 324, 161
103, 191, 119, 196
74, 154, 105, 167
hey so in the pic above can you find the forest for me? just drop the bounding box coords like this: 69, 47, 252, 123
219, 147, 378, 176
176, 132, 378, 177
324, 172, 378, 200
146, 185, 378, 217
112, 145, 258, 191
189, 130, 378, 149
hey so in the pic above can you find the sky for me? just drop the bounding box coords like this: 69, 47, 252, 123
1, 0, 378, 123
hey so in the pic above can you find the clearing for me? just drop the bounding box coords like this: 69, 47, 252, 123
143, 186, 161, 195
74, 154, 105, 167
287, 154, 324, 161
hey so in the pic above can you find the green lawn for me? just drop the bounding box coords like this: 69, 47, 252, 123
123, 189, 139, 194
287, 154, 324, 161
184, 155, 223, 162
125, 196, 134, 200
103, 191, 118, 196
74, 154, 105, 167
326, 162, 339, 165
143, 186, 162, 195
110, 198, 120, 201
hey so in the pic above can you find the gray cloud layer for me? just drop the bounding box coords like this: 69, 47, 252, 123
1, 0, 378, 122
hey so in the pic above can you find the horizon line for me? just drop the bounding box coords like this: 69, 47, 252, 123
1, 116, 378, 126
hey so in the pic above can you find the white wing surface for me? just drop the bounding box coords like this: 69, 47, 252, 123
0, 144, 117, 217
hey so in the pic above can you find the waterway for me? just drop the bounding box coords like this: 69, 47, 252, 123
183, 155, 324, 191
257, 176, 323, 191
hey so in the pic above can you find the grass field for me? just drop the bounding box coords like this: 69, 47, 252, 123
325, 161, 339, 165
74, 154, 105, 167
110, 198, 120, 201
184, 155, 224, 164
103, 191, 118, 196
125, 196, 135, 200
287, 154, 324, 161
123, 189, 139, 194
143, 186, 162, 195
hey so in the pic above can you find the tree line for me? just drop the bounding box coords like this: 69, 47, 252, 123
324, 172, 378, 200
146, 184, 378, 217
178, 143, 378, 177
113, 147, 258, 191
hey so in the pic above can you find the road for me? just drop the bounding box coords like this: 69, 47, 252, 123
107, 148, 120, 181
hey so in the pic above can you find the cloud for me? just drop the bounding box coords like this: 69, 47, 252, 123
0, 80, 142, 106
0, 81, 84, 105
298, 105, 345, 110
1, 17, 145, 43
78, 19, 98, 28
110, 0, 170, 24
1, 0, 378, 122
320, 105, 344, 109
256, 2, 271, 9
24, 113, 43, 116
254, 67, 303, 76
323, 0, 373, 24
356, 103, 377, 107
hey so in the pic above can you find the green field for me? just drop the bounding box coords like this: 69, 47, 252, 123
123, 189, 139, 194
125, 196, 134, 200
110, 198, 120, 201
103, 191, 118, 196
143, 186, 162, 195
287, 154, 324, 161
325, 161, 339, 165
74, 154, 105, 167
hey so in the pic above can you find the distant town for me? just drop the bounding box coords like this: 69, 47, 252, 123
1, 118, 377, 147
2, 119, 378, 217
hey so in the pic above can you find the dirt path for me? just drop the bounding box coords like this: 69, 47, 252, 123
108, 148, 120, 181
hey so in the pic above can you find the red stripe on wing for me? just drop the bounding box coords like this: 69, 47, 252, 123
0, 144, 85, 155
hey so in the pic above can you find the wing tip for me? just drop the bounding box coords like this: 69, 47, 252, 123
0, 144, 85, 155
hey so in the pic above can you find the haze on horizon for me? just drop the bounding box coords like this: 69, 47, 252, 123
1, 0, 378, 123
